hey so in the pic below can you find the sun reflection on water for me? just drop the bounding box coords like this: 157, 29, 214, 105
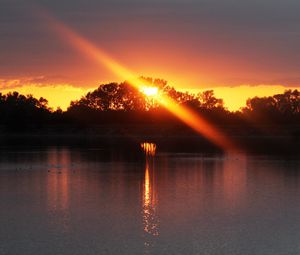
141, 142, 157, 156
141, 142, 159, 251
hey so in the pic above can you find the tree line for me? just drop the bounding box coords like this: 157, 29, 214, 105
0, 78, 299, 132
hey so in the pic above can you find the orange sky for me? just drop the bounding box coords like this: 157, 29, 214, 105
1, 1, 300, 111
1, 82, 298, 111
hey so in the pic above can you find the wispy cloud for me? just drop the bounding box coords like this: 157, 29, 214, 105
0, 75, 88, 90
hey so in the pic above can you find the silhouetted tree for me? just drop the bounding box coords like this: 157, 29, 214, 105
0, 92, 51, 130
0, 80, 298, 137
241, 89, 300, 127
198, 90, 224, 109
69, 81, 147, 111
273, 90, 300, 115
243, 90, 300, 116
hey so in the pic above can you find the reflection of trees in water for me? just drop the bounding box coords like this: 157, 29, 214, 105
219, 153, 247, 208
141, 143, 159, 252
46, 148, 71, 233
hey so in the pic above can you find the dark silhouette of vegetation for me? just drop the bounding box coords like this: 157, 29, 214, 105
0, 78, 299, 149
241, 90, 300, 124
0, 92, 51, 130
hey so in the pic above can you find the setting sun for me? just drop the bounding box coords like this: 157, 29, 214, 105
140, 86, 158, 97
1, 1, 300, 254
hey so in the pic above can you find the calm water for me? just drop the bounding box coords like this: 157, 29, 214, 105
0, 144, 300, 255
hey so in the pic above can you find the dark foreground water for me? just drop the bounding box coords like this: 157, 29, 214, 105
0, 144, 300, 255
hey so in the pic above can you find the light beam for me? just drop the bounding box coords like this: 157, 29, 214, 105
43, 13, 237, 151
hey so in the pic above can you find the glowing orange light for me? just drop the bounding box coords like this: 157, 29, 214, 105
141, 142, 157, 156
141, 142, 159, 238
140, 86, 158, 97
144, 164, 151, 207
44, 13, 237, 151
157, 95, 235, 150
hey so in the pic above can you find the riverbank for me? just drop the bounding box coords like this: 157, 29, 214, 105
0, 125, 299, 155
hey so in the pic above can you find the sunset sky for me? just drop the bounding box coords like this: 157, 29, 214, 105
1, 0, 300, 110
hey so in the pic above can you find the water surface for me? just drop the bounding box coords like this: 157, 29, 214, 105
0, 145, 300, 255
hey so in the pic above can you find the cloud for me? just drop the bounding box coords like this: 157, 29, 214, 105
0, 75, 85, 90
1, 0, 300, 90
217, 76, 300, 88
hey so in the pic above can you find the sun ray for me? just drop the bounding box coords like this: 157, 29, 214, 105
140, 86, 158, 97
42, 12, 237, 151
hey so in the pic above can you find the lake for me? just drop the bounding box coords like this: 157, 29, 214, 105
0, 143, 300, 255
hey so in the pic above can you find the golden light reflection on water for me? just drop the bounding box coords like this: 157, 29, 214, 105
1, 147, 299, 254
141, 142, 157, 156
141, 142, 159, 250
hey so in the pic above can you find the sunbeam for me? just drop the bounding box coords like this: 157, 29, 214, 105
42, 12, 237, 151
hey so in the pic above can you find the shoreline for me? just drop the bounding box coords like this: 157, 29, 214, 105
0, 130, 299, 155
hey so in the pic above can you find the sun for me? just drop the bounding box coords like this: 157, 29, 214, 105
140, 86, 159, 97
